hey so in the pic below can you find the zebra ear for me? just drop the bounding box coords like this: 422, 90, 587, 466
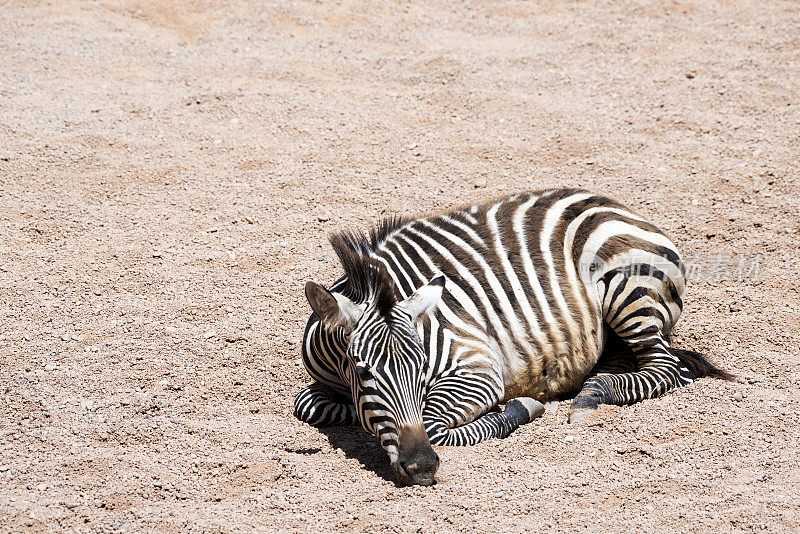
399, 275, 445, 322
305, 281, 362, 333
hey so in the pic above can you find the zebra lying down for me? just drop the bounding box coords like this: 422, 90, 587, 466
294, 189, 730, 486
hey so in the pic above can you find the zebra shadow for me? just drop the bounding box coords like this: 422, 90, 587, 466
316, 425, 398, 484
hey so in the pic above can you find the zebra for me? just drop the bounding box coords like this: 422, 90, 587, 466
293, 188, 731, 486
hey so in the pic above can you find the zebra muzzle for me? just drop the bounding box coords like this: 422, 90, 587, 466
393, 425, 439, 486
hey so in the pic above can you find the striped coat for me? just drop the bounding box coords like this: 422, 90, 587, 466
295, 188, 729, 485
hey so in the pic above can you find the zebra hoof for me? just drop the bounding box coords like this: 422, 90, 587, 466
505, 397, 545, 425
567, 408, 596, 424
568, 389, 602, 423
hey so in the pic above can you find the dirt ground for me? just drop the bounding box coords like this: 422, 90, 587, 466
1, 0, 799, 532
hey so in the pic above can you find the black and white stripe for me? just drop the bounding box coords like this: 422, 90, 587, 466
293, 188, 729, 483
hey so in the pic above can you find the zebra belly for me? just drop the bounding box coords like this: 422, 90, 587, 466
500, 310, 606, 403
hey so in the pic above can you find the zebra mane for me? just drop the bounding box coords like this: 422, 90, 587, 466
329, 216, 409, 316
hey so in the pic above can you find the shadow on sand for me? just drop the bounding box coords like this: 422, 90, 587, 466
313, 425, 398, 484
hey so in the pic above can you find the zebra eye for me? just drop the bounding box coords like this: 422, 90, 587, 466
356, 363, 372, 381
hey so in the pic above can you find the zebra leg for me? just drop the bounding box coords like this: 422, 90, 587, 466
293, 382, 358, 427
423, 375, 545, 446
569, 271, 693, 423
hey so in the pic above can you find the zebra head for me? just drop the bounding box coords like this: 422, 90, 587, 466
305, 274, 445, 486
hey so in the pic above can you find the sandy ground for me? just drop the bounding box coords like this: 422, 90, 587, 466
1, 0, 799, 532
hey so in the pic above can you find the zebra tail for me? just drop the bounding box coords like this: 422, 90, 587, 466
673, 348, 736, 381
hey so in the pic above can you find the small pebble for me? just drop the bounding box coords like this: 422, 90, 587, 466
61, 333, 71, 342
44, 363, 57, 372
733, 392, 743, 402
203, 330, 217, 340
564, 435, 576, 443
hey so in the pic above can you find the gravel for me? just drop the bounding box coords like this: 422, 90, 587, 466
0, 1, 798, 532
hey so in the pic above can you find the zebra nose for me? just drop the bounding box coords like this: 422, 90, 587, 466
397, 450, 439, 486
